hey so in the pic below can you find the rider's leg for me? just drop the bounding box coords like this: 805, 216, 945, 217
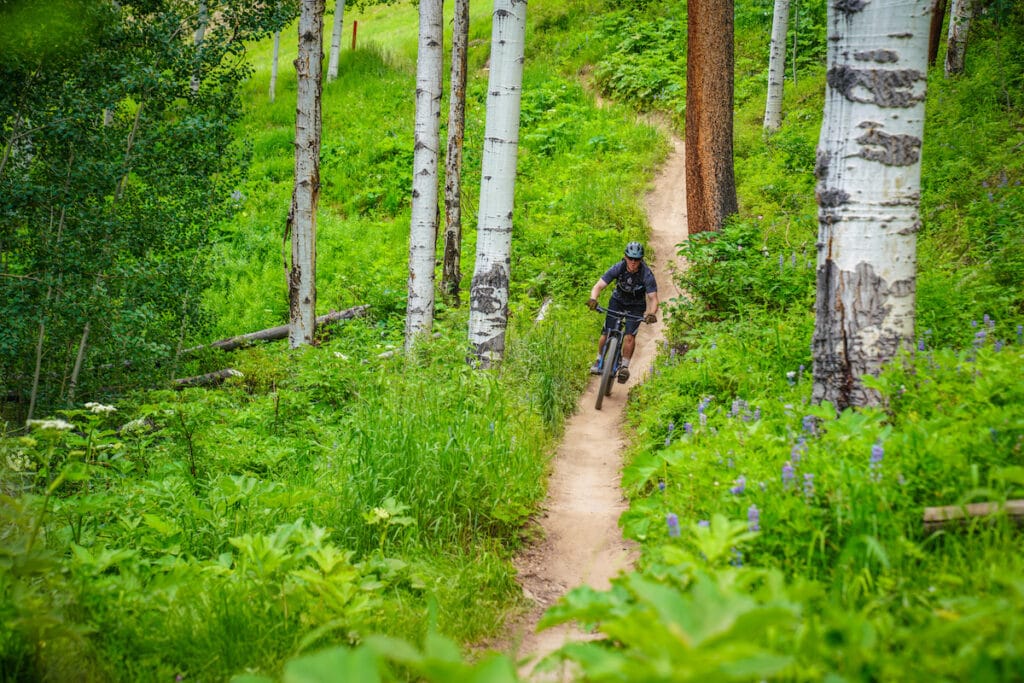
617, 333, 637, 382
591, 333, 609, 374
621, 334, 636, 366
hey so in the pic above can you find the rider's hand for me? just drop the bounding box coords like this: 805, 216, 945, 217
644, 313, 657, 324
587, 298, 598, 311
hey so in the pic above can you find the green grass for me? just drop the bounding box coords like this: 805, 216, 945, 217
3, 0, 1023, 680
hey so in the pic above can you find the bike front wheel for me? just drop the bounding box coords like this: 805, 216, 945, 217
595, 336, 619, 410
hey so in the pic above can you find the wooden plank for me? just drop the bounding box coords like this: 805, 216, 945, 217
923, 499, 1024, 531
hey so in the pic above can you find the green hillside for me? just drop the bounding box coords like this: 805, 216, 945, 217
2, 0, 1022, 680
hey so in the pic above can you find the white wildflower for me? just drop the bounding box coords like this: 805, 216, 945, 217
27, 418, 74, 432
85, 402, 117, 414
6, 453, 34, 472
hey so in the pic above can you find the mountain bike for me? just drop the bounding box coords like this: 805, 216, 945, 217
593, 305, 647, 410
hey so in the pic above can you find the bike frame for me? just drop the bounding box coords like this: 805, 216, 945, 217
593, 305, 645, 410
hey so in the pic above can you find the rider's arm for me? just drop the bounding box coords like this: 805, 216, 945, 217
590, 278, 608, 301
645, 291, 660, 318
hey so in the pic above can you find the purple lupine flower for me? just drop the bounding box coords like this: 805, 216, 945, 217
729, 475, 746, 495
802, 415, 817, 436
870, 442, 884, 482
995, 339, 1004, 352
730, 399, 747, 418
684, 422, 693, 434
984, 314, 993, 328
971, 319, 978, 327
666, 513, 681, 537
658, 480, 666, 492
778, 254, 785, 270
752, 407, 761, 421
918, 337, 926, 351
748, 504, 760, 532
698, 519, 710, 528
782, 461, 795, 488
665, 421, 675, 446
699, 412, 708, 428
1017, 325, 1023, 345
803, 473, 815, 499
730, 547, 744, 567
791, 436, 807, 464
974, 329, 987, 349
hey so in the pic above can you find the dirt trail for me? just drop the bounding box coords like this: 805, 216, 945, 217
505, 133, 687, 680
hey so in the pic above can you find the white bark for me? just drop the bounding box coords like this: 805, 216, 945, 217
468, 0, 527, 366
288, 0, 324, 348
944, 0, 971, 77
270, 30, 280, 102
763, 0, 790, 132
812, 0, 931, 410
190, 1, 209, 94
404, 0, 444, 350
327, 0, 346, 81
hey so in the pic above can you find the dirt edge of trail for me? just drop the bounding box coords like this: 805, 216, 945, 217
499, 132, 687, 681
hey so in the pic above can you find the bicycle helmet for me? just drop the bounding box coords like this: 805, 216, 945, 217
624, 241, 644, 259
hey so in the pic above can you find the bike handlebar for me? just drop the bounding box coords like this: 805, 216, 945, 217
595, 305, 648, 321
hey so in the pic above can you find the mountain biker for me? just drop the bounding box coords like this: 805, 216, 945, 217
587, 241, 659, 383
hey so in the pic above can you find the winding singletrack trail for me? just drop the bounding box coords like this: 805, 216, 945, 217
505, 133, 687, 680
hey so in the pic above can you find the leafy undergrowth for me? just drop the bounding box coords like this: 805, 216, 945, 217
3, 0, 1024, 681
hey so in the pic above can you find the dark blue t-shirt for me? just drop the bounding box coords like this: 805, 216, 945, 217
601, 260, 658, 307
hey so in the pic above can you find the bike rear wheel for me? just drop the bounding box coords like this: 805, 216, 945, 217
595, 336, 619, 410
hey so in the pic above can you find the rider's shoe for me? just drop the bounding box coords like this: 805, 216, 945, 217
590, 361, 602, 375
617, 366, 630, 383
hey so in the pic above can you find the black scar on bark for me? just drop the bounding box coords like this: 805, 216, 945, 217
473, 333, 506, 366
854, 49, 899, 63
818, 188, 851, 207
827, 65, 925, 107
834, 0, 868, 15
469, 262, 509, 315
815, 150, 831, 180
856, 122, 922, 166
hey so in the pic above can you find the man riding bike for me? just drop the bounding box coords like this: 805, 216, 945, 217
587, 241, 659, 383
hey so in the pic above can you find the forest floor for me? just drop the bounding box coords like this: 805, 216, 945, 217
500, 132, 687, 680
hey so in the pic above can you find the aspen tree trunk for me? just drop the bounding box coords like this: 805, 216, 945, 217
468, 0, 527, 367
763, 0, 790, 132
812, 0, 931, 410
442, 0, 470, 304
685, 0, 738, 235
404, 0, 444, 350
67, 322, 90, 404
191, 1, 209, 94
288, 0, 324, 348
944, 0, 971, 76
327, 0, 346, 81
270, 30, 281, 102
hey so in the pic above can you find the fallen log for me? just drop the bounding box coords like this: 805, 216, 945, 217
923, 499, 1024, 531
182, 305, 370, 354
172, 368, 243, 390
